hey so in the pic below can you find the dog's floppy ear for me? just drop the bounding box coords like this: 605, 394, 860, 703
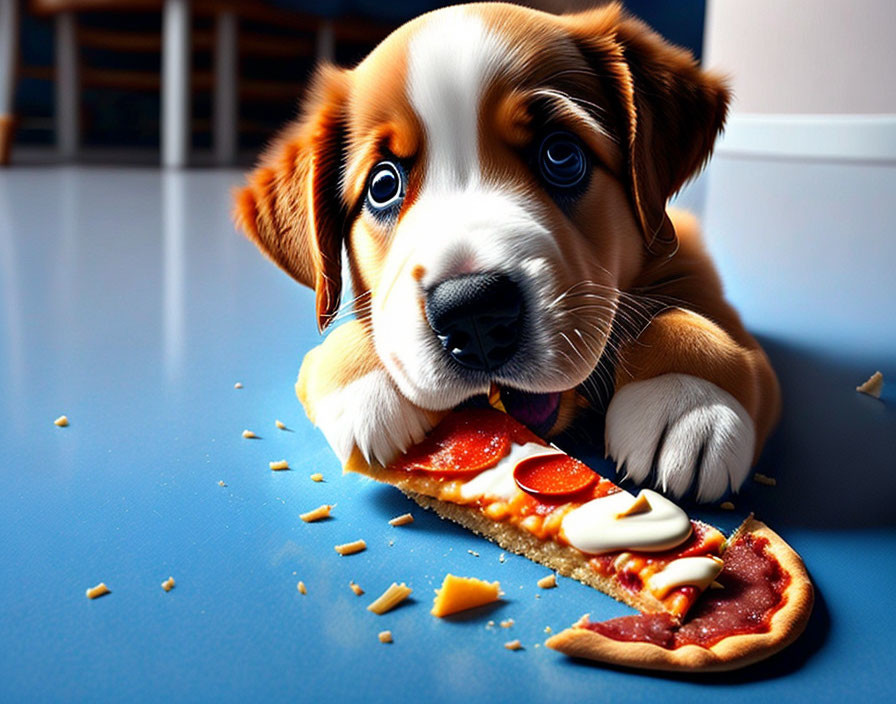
234, 64, 350, 331
563, 4, 729, 256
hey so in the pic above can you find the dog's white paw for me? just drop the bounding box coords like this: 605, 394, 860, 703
311, 369, 434, 467
605, 373, 755, 503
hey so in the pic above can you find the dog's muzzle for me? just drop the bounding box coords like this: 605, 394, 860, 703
424, 272, 523, 372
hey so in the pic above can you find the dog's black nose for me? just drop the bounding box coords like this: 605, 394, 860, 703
424, 272, 523, 371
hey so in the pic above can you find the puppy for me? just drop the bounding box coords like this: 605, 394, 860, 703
234, 2, 780, 503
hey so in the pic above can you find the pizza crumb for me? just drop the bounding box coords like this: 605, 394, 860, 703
753, 473, 777, 486
856, 371, 884, 398
432, 575, 501, 617
504, 639, 522, 651
537, 573, 557, 589
161, 576, 175, 592
269, 459, 289, 471
719, 501, 736, 510
467, 550, 480, 557
86, 583, 109, 599
350, 581, 365, 596
334, 539, 367, 556
544, 626, 552, 634
389, 513, 414, 527
300, 504, 333, 523
242, 429, 257, 439
275, 419, 287, 430
367, 583, 412, 614
217, 480, 227, 487
234, 382, 243, 389
499, 553, 505, 563
54, 415, 69, 427
378, 630, 393, 644
310, 473, 324, 482
388, 539, 395, 547
500, 619, 514, 628
297, 581, 307, 595
487, 620, 496, 628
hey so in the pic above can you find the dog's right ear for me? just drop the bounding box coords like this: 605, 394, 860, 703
234, 64, 350, 331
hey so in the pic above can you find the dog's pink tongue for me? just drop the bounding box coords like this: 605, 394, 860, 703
498, 388, 561, 436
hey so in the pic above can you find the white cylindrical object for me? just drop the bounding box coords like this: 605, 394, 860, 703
55, 11, 80, 160
213, 9, 238, 166
0, 0, 19, 116
162, 0, 191, 168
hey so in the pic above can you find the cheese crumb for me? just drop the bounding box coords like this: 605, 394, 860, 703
161, 576, 175, 592
431, 575, 501, 618
242, 429, 257, 439
234, 382, 243, 389
719, 501, 735, 510
388, 513, 414, 527
310, 473, 324, 482
537, 573, 557, 589
616, 492, 651, 518
350, 581, 365, 596
378, 630, 393, 644
300, 504, 333, 523
86, 583, 109, 599
504, 640, 522, 651
500, 619, 514, 628
217, 480, 227, 487
269, 459, 289, 471
334, 539, 367, 556
544, 626, 552, 634
467, 550, 480, 557
367, 583, 412, 614
753, 473, 777, 486
275, 419, 287, 430
856, 371, 884, 398
297, 581, 307, 595
54, 415, 69, 427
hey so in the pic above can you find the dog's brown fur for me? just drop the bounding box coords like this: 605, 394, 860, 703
236, 3, 779, 478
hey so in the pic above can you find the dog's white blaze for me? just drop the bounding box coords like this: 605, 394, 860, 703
407, 8, 510, 189
370, 7, 602, 410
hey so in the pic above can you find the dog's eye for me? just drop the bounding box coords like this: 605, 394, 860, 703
538, 132, 589, 189
366, 161, 405, 213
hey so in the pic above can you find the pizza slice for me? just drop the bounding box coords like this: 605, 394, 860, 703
342, 407, 813, 670
545, 517, 814, 671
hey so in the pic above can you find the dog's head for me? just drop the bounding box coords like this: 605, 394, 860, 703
235, 2, 728, 420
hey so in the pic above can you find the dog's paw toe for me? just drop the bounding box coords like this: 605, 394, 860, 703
313, 370, 433, 467
605, 373, 755, 503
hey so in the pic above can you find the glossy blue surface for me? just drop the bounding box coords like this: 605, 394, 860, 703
1, 161, 894, 703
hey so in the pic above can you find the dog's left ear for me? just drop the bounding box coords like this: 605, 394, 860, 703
563, 4, 730, 256
233, 64, 350, 331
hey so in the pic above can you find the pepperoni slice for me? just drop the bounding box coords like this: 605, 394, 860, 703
513, 454, 597, 499
394, 409, 519, 475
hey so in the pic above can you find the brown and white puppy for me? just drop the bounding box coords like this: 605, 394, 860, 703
234, 2, 780, 503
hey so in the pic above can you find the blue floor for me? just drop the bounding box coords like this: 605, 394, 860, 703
0, 160, 894, 702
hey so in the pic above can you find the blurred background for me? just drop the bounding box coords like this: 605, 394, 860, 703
0, 0, 710, 166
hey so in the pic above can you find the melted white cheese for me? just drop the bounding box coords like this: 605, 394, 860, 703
647, 556, 724, 599
459, 442, 563, 502
560, 489, 693, 555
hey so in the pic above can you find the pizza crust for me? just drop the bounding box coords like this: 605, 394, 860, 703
545, 518, 814, 672
345, 448, 672, 615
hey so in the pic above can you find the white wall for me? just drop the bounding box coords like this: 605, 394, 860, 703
704, 0, 896, 114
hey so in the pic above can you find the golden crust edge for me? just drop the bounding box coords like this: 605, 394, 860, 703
545, 517, 814, 672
